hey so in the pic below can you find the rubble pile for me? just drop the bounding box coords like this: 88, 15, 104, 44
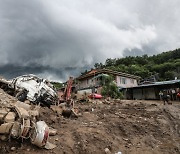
0, 88, 57, 150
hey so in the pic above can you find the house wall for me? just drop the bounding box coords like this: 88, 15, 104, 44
133, 89, 143, 100
78, 75, 138, 91
76, 88, 92, 99
126, 82, 180, 100
78, 77, 100, 90
144, 88, 156, 99
132, 87, 156, 100
116, 76, 138, 88
77, 89, 92, 95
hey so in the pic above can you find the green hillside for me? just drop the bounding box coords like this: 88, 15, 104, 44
94, 48, 180, 81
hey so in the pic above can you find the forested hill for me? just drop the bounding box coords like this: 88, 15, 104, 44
94, 48, 180, 81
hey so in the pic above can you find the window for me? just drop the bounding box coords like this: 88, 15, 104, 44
121, 77, 126, 84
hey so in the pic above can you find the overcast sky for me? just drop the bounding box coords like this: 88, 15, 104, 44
0, 0, 180, 81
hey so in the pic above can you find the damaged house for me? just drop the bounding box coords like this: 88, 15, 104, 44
75, 69, 140, 96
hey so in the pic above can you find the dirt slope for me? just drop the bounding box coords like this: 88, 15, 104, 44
0, 88, 180, 154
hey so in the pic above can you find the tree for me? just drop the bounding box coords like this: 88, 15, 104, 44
94, 63, 103, 69
164, 71, 175, 80
101, 75, 123, 99
85, 48, 180, 81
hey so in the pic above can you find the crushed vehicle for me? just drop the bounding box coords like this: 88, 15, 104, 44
0, 74, 58, 107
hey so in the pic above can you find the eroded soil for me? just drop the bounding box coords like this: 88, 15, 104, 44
0, 89, 180, 154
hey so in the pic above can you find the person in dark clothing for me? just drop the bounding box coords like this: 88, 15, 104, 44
162, 90, 170, 105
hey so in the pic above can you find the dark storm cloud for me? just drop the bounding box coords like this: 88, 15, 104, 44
0, 0, 180, 81
0, 64, 89, 82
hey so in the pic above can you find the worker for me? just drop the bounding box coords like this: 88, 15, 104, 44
162, 90, 170, 105
159, 91, 163, 100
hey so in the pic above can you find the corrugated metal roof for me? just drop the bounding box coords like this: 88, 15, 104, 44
135, 80, 180, 88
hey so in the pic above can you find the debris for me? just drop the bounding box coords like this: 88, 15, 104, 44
62, 108, 72, 118
49, 128, 57, 136
27, 148, 30, 151
71, 108, 79, 117
104, 148, 111, 154
0, 80, 180, 154
0, 74, 58, 107
10, 147, 16, 151
15, 101, 31, 110
44, 142, 57, 150
122, 138, 129, 141
10, 122, 21, 138
51, 105, 63, 115
30, 121, 49, 148
4, 112, 16, 123
14, 105, 29, 119
0, 108, 10, 121
21, 119, 31, 138
0, 93, 56, 150
115, 152, 122, 154
0, 123, 13, 134
0, 135, 8, 141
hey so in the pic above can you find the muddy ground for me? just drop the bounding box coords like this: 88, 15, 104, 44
0, 88, 180, 154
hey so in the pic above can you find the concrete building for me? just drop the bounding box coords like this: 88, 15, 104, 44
76, 69, 140, 95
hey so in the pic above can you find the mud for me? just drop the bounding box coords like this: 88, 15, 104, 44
0, 88, 180, 154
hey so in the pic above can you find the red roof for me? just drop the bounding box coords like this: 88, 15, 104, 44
87, 69, 97, 75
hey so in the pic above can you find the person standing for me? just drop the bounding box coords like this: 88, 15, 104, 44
162, 90, 170, 105
159, 91, 163, 100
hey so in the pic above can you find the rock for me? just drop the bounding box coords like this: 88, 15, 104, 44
14, 106, 29, 119
51, 105, 63, 115
14, 101, 31, 110
29, 110, 39, 117
44, 142, 57, 150
11, 147, 16, 151
105, 148, 111, 154
24, 100, 31, 104
96, 100, 102, 104
10, 122, 21, 138
0, 135, 8, 141
49, 128, 57, 136
123, 138, 129, 141
115, 152, 122, 154
0, 108, 10, 121
0, 123, 13, 134
4, 112, 16, 122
